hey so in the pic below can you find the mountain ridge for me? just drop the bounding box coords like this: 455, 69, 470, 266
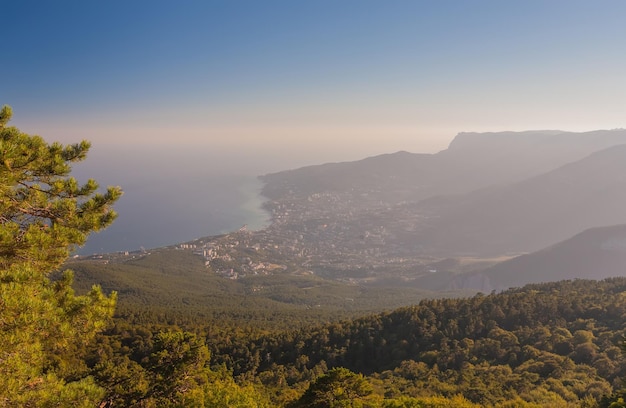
261, 129, 626, 205
414, 143, 626, 255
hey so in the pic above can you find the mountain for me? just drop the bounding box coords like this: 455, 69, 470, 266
414, 144, 626, 255
453, 224, 626, 292
261, 129, 626, 205
259, 150, 436, 204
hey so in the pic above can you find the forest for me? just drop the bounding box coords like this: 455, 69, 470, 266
89, 278, 626, 407
3, 104, 626, 407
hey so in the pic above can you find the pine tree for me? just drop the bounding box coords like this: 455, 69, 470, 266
0, 105, 121, 407
293, 367, 374, 408
0, 105, 121, 272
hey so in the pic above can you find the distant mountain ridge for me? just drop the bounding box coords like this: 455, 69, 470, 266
445, 129, 626, 152
261, 129, 626, 206
414, 143, 626, 255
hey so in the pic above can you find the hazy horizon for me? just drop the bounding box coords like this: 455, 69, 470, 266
4, 1, 626, 253
5, 1, 626, 161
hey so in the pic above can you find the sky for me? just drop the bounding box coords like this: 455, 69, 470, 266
3, 1, 626, 252
4, 1, 626, 167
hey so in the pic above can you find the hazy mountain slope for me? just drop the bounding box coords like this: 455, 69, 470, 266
260, 129, 626, 204
415, 144, 626, 255
432, 129, 626, 196
260, 151, 436, 203
453, 224, 626, 292
66, 247, 468, 328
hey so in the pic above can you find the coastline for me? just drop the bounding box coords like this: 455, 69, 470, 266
228, 176, 272, 233
79, 174, 273, 255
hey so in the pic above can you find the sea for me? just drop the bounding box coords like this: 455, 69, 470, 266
73, 146, 275, 255
77, 175, 270, 255
70, 141, 395, 256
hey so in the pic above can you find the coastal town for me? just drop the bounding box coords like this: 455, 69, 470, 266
81, 179, 461, 288
161, 188, 448, 284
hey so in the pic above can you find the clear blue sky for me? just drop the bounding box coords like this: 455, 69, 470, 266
4, 0, 626, 165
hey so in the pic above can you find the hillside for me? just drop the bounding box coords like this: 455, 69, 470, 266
67, 247, 472, 329
453, 224, 626, 292
69, 222, 626, 324
413, 144, 626, 255
206, 278, 626, 406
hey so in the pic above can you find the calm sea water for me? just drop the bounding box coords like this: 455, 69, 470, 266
73, 145, 274, 255
78, 174, 270, 255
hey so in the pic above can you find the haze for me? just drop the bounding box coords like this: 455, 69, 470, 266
3, 1, 626, 252
6, 1, 626, 158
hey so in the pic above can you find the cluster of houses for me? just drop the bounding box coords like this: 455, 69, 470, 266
176, 235, 287, 279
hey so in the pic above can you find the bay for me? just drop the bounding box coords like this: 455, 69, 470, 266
78, 174, 270, 255
74, 146, 273, 255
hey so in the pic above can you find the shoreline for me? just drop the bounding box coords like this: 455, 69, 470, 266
229, 176, 272, 233
78, 174, 274, 256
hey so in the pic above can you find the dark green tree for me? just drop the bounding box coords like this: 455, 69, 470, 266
0, 105, 121, 406
91, 327, 272, 407
293, 367, 374, 408
0, 105, 121, 272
